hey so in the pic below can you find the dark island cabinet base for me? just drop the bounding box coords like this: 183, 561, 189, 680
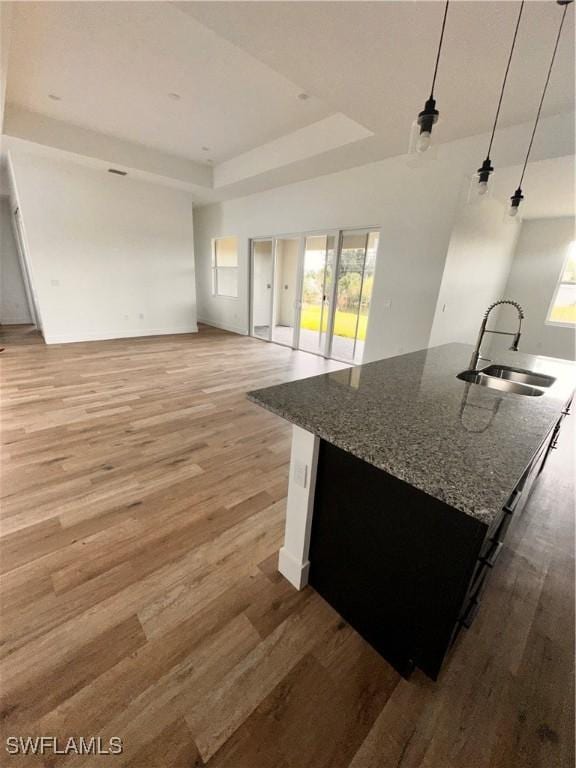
308, 412, 567, 680
309, 441, 487, 680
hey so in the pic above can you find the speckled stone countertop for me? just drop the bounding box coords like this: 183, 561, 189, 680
248, 343, 575, 525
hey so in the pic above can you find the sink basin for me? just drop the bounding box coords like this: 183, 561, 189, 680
457, 369, 545, 397
480, 364, 555, 388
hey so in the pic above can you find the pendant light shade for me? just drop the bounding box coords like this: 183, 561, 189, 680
469, 2, 524, 202
507, 0, 573, 218
476, 158, 495, 197
415, 98, 439, 153
509, 187, 524, 217
409, 1, 449, 155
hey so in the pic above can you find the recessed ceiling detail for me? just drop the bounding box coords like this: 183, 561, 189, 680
6, 2, 333, 164
2, 1, 574, 204
182, 1, 574, 157
214, 113, 373, 188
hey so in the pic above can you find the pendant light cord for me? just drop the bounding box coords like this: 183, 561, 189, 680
486, 1, 525, 158
430, 0, 450, 99
518, 2, 570, 187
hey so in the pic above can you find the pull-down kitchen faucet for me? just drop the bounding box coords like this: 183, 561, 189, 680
469, 299, 525, 371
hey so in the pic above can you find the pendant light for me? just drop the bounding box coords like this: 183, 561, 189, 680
509, 0, 573, 217
470, 2, 525, 200
409, 0, 450, 154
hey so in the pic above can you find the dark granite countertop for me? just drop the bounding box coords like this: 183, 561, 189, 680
248, 343, 575, 525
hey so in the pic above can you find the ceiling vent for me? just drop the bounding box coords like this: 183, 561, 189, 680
108, 168, 127, 176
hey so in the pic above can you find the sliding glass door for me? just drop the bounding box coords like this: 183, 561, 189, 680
250, 228, 380, 364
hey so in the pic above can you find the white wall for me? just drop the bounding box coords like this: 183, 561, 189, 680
0, 196, 33, 324
194, 113, 573, 362
9, 150, 197, 344
0, 2, 13, 145
195, 153, 465, 361
0, 162, 10, 196
501, 217, 575, 361
4, 108, 212, 193
429, 197, 520, 348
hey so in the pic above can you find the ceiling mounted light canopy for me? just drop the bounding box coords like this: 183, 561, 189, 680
409, 0, 449, 155
469, 1, 524, 201
508, 0, 573, 217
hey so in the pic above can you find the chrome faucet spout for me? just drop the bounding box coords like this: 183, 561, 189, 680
469, 300, 524, 371
509, 331, 522, 352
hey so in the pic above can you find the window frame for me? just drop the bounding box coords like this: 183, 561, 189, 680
546, 241, 576, 328
211, 236, 239, 299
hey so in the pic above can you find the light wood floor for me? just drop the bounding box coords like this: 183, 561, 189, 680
0, 324, 573, 768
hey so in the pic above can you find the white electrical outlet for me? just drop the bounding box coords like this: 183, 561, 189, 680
293, 460, 308, 489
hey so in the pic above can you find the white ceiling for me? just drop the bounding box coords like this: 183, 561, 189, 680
6, 2, 332, 163
4, 1, 575, 193
180, 1, 575, 154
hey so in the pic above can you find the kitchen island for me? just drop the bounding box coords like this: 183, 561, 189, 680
248, 343, 574, 679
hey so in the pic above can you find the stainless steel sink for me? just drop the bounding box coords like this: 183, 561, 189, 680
480, 364, 555, 388
457, 369, 545, 397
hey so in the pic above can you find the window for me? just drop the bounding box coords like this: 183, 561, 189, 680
212, 237, 239, 297
548, 241, 576, 326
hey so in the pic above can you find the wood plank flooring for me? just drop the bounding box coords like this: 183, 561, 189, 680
0, 324, 573, 767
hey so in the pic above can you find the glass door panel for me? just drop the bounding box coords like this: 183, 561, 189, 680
332, 230, 379, 363
251, 239, 274, 340
298, 235, 334, 355
319, 235, 336, 353
357, 232, 379, 362
272, 238, 300, 347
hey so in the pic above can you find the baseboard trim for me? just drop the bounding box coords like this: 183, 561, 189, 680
43, 326, 199, 345
278, 547, 310, 590
197, 317, 248, 336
